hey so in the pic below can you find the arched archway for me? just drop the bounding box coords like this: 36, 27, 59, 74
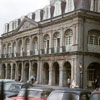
43, 63, 49, 84
18, 63, 22, 81
2, 64, 6, 78
25, 63, 29, 81
53, 62, 59, 85
87, 62, 100, 89
7, 64, 11, 79
63, 62, 71, 86
32, 63, 37, 81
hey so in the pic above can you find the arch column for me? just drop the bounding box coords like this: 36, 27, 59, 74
15, 62, 19, 81
59, 62, 64, 86
50, 31, 53, 53
5, 63, 8, 79
21, 61, 25, 82
16, 39, 18, 56
29, 36, 32, 55
6, 43, 8, 57
49, 62, 55, 85
11, 63, 13, 79
71, 57, 80, 87
29, 61, 32, 81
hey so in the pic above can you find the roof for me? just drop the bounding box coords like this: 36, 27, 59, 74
21, 87, 53, 92
0, 79, 15, 82
51, 88, 91, 95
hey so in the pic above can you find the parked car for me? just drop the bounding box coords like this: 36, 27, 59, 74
90, 88, 100, 100
3, 82, 33, 98
0, 79, 15, 86
47, 88, 91, 100
0, 79, 15, 90
5, 87, 53, 100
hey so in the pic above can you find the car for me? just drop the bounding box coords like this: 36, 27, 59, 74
0, 79, 15, 86
5, 87, 53, 100
2, 82, 33, 98
0, 79, 15, 90
90, 88, 100, 100
47, 88, 91, 100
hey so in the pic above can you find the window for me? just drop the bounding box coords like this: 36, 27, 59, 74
53, 32, 60, 47
88, 32, 100, 46
43, 34, 50, 48
48, 92, 79, 100
65, 29, 73, 45
33, 37, 38, 50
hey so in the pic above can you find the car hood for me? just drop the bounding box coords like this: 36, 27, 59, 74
4, 91, 18, 98
6, 96, 46, 100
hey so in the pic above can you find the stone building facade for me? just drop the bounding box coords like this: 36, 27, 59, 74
0, 0, 100, 89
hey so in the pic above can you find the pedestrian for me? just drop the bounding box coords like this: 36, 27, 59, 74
95, 77, 99, 88
71, 80, 76, 88
67, 77, 71, 88
30, 74, 35, 84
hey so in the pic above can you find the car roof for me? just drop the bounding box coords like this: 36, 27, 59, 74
0, 79, 15, 82
21, 87, 53, 92
51, 88, 91, 95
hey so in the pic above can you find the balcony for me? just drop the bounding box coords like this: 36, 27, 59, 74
88, 44, 100, 53
0, 46, 77, 59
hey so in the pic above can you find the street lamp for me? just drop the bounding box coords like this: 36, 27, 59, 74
80, 64, 83, 88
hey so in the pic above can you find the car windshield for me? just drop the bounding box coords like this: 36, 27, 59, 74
18, 90, 42, 98
91, 94, 100, 100
5, 84, 21, 91
48, 92, 79, 100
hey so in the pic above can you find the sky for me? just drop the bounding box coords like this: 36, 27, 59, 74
0, 0, 49, 35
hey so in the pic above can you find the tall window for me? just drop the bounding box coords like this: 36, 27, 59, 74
26, 38, 30, 55
8, 43, 12, 55
43, 34, 50, 49
88, 31, 100, 46
53, 32, 60, 47
66, 0, 74, 12
90, 0, 99, 12
3, 45, 6, 55
13, 42, 16, 56
65, 29, 73, 45
33, 37, 38, 50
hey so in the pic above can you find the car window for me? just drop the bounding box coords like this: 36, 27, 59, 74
18, 90, 42, 98
48, 92, 79, 100
91, 94, 100, 100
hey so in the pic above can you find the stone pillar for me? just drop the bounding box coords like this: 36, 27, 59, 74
0, 63, 2, 78
29, 61, 32, 81
61, 28, 65, 46
71, 57, 80, 87
22, 38, 25, 56
6, 43, 8, 57
15, 62, 19, 81
49, 62, 55, 85
29, 36, 32, 55
59, 61, 64, 86
21, 61, 24, 82
5, 63, 8, 79
50, 30, 53, 48
16, 39, 18, 55
11, 63, 13, 79
39, 61, 42, 84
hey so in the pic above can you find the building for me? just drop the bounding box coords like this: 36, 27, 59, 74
0, 0, 100, 89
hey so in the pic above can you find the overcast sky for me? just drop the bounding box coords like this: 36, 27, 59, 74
0, 0, 49, 35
